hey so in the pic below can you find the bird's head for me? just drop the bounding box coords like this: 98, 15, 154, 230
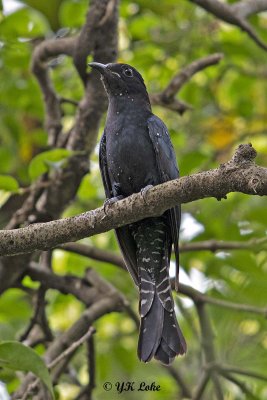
88, 62, 150, 101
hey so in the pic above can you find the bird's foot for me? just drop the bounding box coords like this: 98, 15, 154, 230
103, 195, 124, 215
140, 185, 153, 204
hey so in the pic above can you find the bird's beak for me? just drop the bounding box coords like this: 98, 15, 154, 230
88, 62, 107, 75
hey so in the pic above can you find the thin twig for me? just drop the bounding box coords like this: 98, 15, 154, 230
21, 328, 96, 400
220, 371, 259, 399
220, 364, 267, 382
178, 283, 267, 317
48, 327, 96, 370
195, 303, 223, 399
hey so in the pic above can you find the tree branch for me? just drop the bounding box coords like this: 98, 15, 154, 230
195, 303, 224, 399
178, 283, 267, 316
13, 269, 126, 398
219, 364, 267, 382
232, 0, 267, 19
20, 327, 96, 400
54, 244, 267, 317
73, 0, 118, 84
27, 263, 100, 306
180, 236, 267, 254
190, 0, 267, 52
31, 37, 76, 146
164, 365, 192, 398
58, 235, 267, 272
220, 371, 258, 399
0, 0, 119, 294
0, 144, 266, 257
58, 242, 125, 269
150, 53, 223, 114
48, 327, 96, 371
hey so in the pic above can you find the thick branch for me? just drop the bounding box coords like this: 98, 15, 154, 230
0, 144, 266, 256
150, 53, 223, 114
232, 0, 267, 19
0, 0, 119, 294
27, 263, 100, 306
73, 0, 118, 83
31, 37, 76, 146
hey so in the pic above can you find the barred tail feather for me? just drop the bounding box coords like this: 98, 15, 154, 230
138, 288, 186, 364
130, 217, 186, 364
155, 307, 187, 364
138, 293, 163, 362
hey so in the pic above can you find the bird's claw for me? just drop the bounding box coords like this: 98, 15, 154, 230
140, 185, 153, 204
104, 195, 124, 215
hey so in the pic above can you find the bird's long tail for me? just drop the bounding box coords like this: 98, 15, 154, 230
130, 218, 187, 364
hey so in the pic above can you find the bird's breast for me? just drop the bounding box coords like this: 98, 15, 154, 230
106, 121, 159, 195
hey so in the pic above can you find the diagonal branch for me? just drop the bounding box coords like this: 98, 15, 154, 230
161, 53, 223, 99
150, 53, 223, 114
232, 0, 267, 19
219, 364, 267, 382
190, 0, 267, 52
0, 144, 266, 257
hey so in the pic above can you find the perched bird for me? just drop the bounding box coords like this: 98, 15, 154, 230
89, 62, 187, 364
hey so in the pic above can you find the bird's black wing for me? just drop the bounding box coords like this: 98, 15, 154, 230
99, 132, 139, 285
147, 115, 181, 291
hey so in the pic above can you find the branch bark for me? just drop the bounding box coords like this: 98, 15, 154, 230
0, 144, 266, 257
58, 235, 267, 272
31, 37, 76, 146
150, 53, 223, 114
190, 0, 267, 52
0, 0, 119, 294
232, 0, 267, 19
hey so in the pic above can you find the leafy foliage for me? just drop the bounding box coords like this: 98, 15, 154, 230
0, 341, 54, 399
0, 0, 267, 399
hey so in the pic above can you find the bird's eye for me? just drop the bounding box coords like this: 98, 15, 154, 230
123, 68, 133, 77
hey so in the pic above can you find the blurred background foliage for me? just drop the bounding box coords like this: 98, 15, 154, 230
0, 0, 267, 399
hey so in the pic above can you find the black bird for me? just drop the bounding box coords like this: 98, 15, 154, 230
89, 62, 187, 364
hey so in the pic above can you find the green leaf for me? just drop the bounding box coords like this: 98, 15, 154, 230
0, 341, 54, 399
0, 8, 49, 39
28, 148, 74, 181
0, 175, 19, 192
16, 0, 64, 31
59, 0, 88, 29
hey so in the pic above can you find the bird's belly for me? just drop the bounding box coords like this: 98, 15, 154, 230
106, 128, 159, 195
